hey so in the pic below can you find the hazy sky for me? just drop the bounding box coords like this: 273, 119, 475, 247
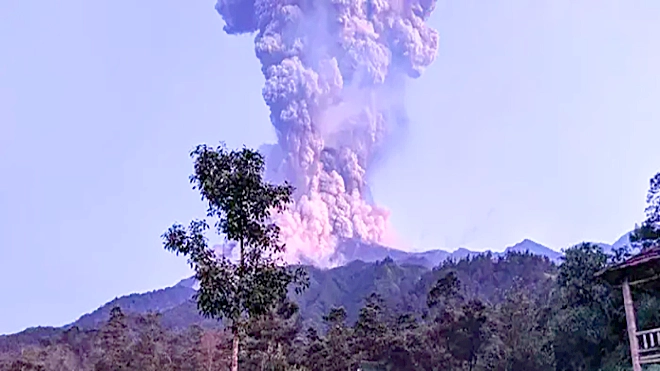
1, 0, 659, 335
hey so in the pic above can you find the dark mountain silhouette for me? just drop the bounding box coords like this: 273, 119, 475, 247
0, 249, 561, 368
335, 238, 562, 268
0, 234, 629, 352
503, 239, 562, 260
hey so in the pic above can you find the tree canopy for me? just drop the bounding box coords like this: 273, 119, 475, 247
5, 162, 660, 371
162, 144, 308, 370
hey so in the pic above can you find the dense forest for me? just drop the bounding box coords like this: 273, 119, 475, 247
1, 245, 660, 371
2, 145, 659, 371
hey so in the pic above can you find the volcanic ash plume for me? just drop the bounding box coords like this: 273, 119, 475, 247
216, 0, 439, 266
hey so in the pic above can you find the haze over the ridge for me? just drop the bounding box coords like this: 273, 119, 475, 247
1, 1, 660, 335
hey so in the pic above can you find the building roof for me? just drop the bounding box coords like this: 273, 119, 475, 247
596, 245, 660, 285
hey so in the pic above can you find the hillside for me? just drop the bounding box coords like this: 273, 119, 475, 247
2, 235, 630, 343
0, 248, 558, 355
62, 239, 563, 330
2, 232, 636, 343
4, 242, 656, 371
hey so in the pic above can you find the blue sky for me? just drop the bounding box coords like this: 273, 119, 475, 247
1, 0, 659, 334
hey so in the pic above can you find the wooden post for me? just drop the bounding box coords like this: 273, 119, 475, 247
623, 278, 642, 371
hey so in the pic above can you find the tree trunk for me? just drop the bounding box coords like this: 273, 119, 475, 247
231, 238, 244, 371
231, 326, 239, 371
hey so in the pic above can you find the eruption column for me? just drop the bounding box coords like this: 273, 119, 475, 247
216, 0, 439, 266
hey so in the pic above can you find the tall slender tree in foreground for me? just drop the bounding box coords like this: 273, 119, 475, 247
162, 144, 308, 371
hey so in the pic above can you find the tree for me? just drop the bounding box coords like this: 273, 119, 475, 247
162, 144, 308, 371
451, 299, 493, 371
550, 243, 622, 371
321, 307, 356, 371
165, 325, 207, 371
427, 271, 463, 311
132, 313, 168, 371
497, 281, 554, 371
94, 306, 133, 371
631, 172, 660, 249
241, 298, 304, 370
424, 272, 466, 370
356, 301, 422, 370
354, 294, 388, 357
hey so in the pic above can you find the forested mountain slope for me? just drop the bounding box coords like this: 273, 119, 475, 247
3, 244, 660, 370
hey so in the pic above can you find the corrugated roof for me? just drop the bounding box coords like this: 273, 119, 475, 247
596, 244, 660, 285
608, 246, 660, 271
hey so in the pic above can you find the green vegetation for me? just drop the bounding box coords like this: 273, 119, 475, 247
0, 246, 658, 371
1, 146, 659, 370
162, 144, 308, 370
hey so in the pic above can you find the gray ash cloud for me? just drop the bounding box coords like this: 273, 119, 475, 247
216, 0, 439, 266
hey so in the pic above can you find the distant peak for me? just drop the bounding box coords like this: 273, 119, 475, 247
509, 239, 541, 248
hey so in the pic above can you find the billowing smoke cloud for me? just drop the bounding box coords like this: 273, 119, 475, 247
216, 0, 439, 266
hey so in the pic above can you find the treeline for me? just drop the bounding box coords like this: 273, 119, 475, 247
3, 246, 660, 371
4, 148, 660, 370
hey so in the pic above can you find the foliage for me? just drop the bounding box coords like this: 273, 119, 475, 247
161, 144, 308, 369
496, 280, 554, 371
5, 166, 660, 370
631, 172, 660, 249
163, 144, 307, 326
550, 243, 624, 371
2, 247, 660, 371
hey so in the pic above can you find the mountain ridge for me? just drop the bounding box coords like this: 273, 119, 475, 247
335, 237, 563, 269
1, 233, 632, 339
